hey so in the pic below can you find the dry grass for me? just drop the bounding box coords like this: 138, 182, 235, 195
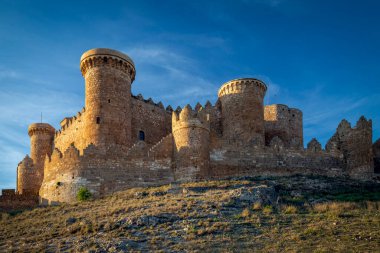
252, 202, 262, 211
1, 177, 380, 252
241, 208, 251, 218
281, 205, 298, 214
262, 205, 273, 214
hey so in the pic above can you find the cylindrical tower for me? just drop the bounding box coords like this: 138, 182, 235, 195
172, 105, 210, 182
27, 123, 55, 191
264, 104, 290, 146
218, 78, 267, 147
17, 155, 35, 194
80, 48, 136, 149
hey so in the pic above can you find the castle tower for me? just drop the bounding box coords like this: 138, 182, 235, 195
328, 117, 374, 180
16, 155, 35, 194
23, 123, 55, 193
172, 105, 210, 182
264, 105, 303, 148
218, 78, 267, 147
80, 48, 136, 149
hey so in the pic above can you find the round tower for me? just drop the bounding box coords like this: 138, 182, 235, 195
17, 155, 35, 194
80, 48, 136, 149
218, 78, 267, 147
264, 104, 291, 146
172, 105, 210, 182
27, 123, 55, 192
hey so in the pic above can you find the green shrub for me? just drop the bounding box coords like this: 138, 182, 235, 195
77, 187, 92, 201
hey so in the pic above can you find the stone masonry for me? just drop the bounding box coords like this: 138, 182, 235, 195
3, 48, 378, 205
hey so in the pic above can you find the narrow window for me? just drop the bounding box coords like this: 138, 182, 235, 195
96, 117, 101, 124
139, 131, 145, 141
108, 99, 111, 103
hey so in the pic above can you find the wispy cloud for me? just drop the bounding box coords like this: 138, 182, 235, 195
127, 46, 219, 107
0, 70, 83, 189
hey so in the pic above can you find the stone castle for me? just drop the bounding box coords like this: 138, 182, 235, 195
3, 48, 380, 205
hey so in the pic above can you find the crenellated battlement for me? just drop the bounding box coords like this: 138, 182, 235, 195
172, 104, 210, 132
355, 116, 372, 130
55, 107, 86, 138
264, 104, 303, 148
18, 155, 34, 169
47, 143, 102, 166
9, 47, 377, 205
131, 93, 172, 113
218, 78, 267, 97
28, 123, 55, 137
80, 48, 136, 81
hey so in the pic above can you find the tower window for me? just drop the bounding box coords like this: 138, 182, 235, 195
103, 57, 108, 63
96, 117, 101, 124
108, 99, 111, 103
139, 131, 145, 141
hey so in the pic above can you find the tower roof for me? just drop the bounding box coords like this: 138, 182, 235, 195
28, 123, 55, 137
218, 78, 267, 97
80, 48, 135, 67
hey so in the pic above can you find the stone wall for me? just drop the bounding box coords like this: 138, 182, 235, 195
39, 144, 174, 204
0, 190, 38, 212
264, 104, 303, 148
325, 117, 373, 180
54, 108, 87, 153
209, 145, 344, 179
131, 95, 172, 145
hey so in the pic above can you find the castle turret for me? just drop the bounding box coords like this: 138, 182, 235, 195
80, 48, 136, 149
17, 155, 35, 194
264, 105, 303, 148
172, 105, 210, 182
327, 117, 374, 180
218, 78, 267, 147
19, 123, 55, 194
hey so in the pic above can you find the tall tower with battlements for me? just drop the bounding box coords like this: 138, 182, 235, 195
172, 105, 210, 182
218, 78, 267, 147
17, 123, 55, 194
80, 48, 136, 149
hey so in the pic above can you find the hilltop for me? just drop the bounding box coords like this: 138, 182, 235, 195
1, 175, 380, 252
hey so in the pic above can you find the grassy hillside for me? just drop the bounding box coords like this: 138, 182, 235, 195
1, 175, 380, 252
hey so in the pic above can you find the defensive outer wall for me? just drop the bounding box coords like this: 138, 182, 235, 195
2, 48, 379, 206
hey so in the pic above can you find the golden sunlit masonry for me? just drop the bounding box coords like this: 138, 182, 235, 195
4, 48, 379, 205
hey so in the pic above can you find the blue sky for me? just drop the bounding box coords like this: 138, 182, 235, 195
0, 0, 379, 189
